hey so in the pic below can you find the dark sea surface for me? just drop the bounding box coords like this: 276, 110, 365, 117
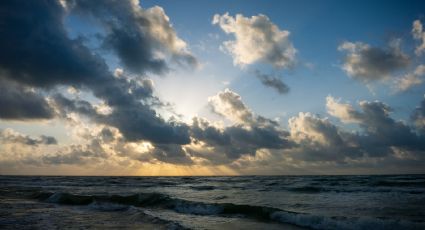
0, 175, 424, 229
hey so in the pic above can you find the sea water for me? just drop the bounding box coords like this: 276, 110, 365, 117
0, 175, 424, 229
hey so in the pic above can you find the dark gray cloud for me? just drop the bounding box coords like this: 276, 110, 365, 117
102, 105, 191, 144
52, 92, 191, 144
326, 97, 424, 151
52, 94, 98, 118
102, 26, 168, 75
36, 122, 192, 165
287, 113, 363, 162
191, 89, 293, 162
0, 0, 192, 145
0, 79, 53, 120
338, 41, 410, 82
0, 129, 57, 146
190, 117, 292, 161
100, 127, 115, 143
68, 0, 198, 74
0, 0, 107, 88
287, 97, 425, 163
254, 70, 289, 94
151, 144, 193, 165
355, 101, 422, 148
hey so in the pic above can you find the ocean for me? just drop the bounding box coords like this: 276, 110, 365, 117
0, 175, 424, 229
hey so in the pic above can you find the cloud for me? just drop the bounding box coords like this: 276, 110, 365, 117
0, 129, 57, 146
287, 112, 362, 162
394, 64, 425, 92
102, 106, 191, 144
338, 41, 410, 82
0, 79, 54, 120
0, 0, 109, 89
2, 91, 425, 173
1, 1, 424, 174
0, 0, 192, 145
412, 19, 425, 56
254, 71, 290, 94
275, 96, 425, 165
213, 13, 296, 68
24, 121, 121, 166
207, 88, 277, 124
190, 117, 292, 161
208, 88, 254, 124
195, 91, 425, 165
325, 96, 425, 154
43, 140, 108, 165
326, 96, 362, 123
289, 112, 344, 147
353, 100, 414, 145
36, 118, 192, 166
287, 108, 424, 163
69, 0, 198, 74
38, 122, 125, 166
52, 94, 98, 118
207, 89, 281, 127
52, 92, 191, 144
191, 89, 292, 162
151, 144, 193, 165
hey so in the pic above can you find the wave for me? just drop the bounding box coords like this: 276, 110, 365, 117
34, 191, 281, 218
32, 191, 425, 230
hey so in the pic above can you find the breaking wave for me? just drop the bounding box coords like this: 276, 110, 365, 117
32, 191, 425, 230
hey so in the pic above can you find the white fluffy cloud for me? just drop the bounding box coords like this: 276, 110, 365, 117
412, 19, 425, 56
212, 13, 296, 68
288, 112, 337, 146
395, 64, 425, 92
326, 96, 361, 123
208, 88, 254, 124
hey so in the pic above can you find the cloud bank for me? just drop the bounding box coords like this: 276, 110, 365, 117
0, 1, 424, 174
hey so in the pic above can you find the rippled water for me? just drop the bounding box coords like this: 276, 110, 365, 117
1, 175, 424, 229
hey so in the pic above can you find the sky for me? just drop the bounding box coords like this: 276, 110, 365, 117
0, 0, 425, 175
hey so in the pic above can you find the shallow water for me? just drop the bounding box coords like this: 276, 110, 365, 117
0, 175, 424, 229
